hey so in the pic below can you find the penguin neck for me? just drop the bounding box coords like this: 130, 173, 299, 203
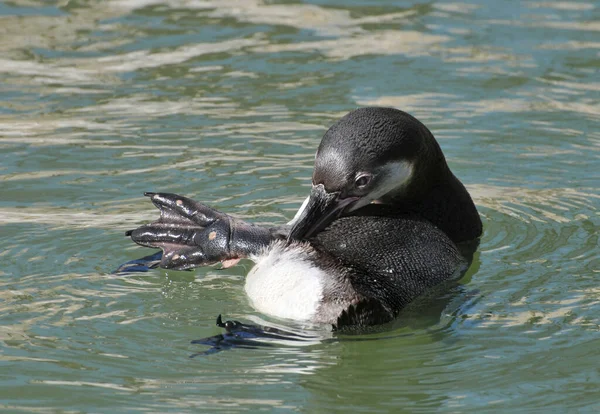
352, 170, 482, 244
413, 170, 482, 243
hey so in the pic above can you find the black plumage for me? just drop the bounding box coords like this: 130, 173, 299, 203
312, 215, 466, 327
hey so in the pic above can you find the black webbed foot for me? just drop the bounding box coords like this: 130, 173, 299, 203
189, 315, 316, 357
123, 192, 273, 271
126, 193, 234, 270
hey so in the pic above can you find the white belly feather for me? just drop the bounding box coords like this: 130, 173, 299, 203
245, 242, 324, 322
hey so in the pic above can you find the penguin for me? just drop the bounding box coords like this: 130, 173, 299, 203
120, 107, 482, 329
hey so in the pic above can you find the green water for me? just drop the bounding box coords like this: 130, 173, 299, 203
1, 0, 599, 411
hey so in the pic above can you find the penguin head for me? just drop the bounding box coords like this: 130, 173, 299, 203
289, 107, 448, 240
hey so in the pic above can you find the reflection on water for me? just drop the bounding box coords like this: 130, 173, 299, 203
1, 0, 599, 412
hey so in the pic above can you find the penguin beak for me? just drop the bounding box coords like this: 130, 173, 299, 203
288, 184, 359, 241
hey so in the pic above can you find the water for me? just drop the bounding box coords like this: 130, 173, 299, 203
1, 0, 599, 411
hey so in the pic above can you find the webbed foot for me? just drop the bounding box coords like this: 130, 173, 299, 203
123, 192, 272, 271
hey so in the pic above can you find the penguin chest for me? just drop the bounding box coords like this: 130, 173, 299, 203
245, 243, 325, 322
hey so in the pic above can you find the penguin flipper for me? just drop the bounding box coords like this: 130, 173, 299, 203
189, 314, 316, 357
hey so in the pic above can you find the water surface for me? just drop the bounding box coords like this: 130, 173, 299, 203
1, 0, 599, 412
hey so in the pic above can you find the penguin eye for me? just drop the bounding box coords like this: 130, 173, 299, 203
354, 174, 372, 189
